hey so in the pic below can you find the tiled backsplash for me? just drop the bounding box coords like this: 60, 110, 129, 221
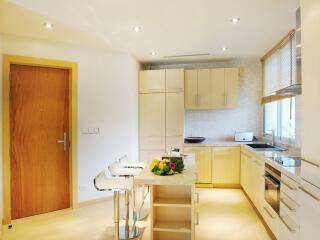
184, 59, 263, 141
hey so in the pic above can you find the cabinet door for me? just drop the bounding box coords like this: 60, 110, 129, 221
299, 180, 320, 240
210, 68, 225, 108
225, 68, 239, 108
197, 69, 211, 109
139, 70, 165, 93
240, 152, 249, 192
212, 147, 240, 184
166, 92, 184, 152
139, 93, 165, 150
184, 147, 212, 183
185, 69, 198, 109
166, 69, 184, 92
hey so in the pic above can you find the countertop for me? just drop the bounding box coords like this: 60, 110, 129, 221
134, 154, 197, 186
184, 139, 302, 183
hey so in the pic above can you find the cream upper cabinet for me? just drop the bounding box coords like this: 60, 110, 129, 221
210, 68, 225, 108
166, 92, 184, 152
225, 68, 239, 108
197, 69, 211, 109
184, 147, 212, 184
166, 69, 184, 92
185, 68, 239, 110
212, 147, 240, 184
139, 93, 165, 150
139, 69, 165, 93
185, 69, 198, 109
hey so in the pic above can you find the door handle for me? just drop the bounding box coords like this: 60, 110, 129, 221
57, 132, 68, 151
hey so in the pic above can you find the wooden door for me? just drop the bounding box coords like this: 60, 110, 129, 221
165, 69, 184, 92
197, 69, 211, 109
184, 70, 198, 110
184, 147, 212, 183
10, 64, 70, 219
210, 68, 225, 108
139, 93, 165, 150
225, 68, 239, 108
139, 70, 165, 93
166, 92, 184, 152
212, 147, 240, 184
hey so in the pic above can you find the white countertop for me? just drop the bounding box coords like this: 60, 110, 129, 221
134, 154, 197, 186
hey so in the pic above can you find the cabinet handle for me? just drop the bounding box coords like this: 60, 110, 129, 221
279, 215, 296, 232
195, 192, 200, 203
264, 206, 276, 219
301, 158, 320, 167
195, 212, 199, 225
280, 198, 296, 212
224, 94, 227, 105
281, 180, 297, 191
299, 186, 320, 201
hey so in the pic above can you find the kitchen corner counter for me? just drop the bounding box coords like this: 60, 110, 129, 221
241, 144, 301, 182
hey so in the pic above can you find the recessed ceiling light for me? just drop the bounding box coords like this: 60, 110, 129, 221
150, 51, 157, 56
231, 17, 240, 24
44, 22, 54, 29
133, 26, 142, 32
221, 47, 228, 51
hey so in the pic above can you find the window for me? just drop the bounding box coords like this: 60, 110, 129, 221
264, 97, 296, 141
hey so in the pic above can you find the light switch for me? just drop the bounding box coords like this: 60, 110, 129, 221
82, 128, 100, 134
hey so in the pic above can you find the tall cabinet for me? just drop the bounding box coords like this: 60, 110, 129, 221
139, 69, 184, 163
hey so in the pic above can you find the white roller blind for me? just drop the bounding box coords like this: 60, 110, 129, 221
263, 33, 294, 97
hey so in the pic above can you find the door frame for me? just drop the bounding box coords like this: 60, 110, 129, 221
2, 54, 78, 224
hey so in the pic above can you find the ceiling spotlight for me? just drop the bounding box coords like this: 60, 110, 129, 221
133, 26, 142, 32
221, 47, 228, 51
231, 17, 240, 24
150, 51, 157, 56
44, 22, 54, 29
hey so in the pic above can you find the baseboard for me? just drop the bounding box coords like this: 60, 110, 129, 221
196, 183, 241, 189
241, 188, 277, 240
212, 183, 241, 188
77, 196, 113, 208
195, 183, 213, 188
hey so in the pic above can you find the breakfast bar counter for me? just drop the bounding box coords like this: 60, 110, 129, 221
134, 154, 197, 240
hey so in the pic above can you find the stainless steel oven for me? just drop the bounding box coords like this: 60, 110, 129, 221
264, 163, 281, 214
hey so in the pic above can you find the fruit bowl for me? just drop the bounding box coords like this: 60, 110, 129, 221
149, 158, 184, 176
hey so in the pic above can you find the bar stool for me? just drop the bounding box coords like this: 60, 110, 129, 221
94, 161, 143, 240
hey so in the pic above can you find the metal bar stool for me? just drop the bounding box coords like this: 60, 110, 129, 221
94, 160, 144, 240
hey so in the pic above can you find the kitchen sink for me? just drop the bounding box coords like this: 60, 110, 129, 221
246, 143, 286, 152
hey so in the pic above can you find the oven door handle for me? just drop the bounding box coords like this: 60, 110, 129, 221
263, 175, 280, 188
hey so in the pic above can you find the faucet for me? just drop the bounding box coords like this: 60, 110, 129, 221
266, 130, 275, 146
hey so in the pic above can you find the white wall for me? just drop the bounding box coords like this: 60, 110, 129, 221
0, 34, 140, 203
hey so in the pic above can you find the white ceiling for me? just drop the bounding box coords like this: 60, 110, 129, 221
4, 0, 299, 62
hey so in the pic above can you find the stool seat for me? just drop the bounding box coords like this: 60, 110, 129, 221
109, 162, 143, 177
94, 170, 133, 191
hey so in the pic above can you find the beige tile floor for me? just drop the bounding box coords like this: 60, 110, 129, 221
2, 189, 271, 240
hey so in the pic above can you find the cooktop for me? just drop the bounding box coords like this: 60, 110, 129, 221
271, 156, 301, 167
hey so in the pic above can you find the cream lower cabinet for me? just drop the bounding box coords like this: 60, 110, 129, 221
184, 147, 212, 184
212, 147, 240, 184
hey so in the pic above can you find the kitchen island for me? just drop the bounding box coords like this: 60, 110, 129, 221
134, 155, 197, 240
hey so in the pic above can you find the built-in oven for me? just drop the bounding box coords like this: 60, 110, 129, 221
264, 163, 281, 214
